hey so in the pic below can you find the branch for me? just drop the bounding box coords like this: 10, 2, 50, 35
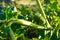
8, 19, 53, 30
8, 19, 45, 29
0, 20, 6, 23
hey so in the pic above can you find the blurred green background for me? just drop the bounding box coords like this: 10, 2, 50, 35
0, 0, 60, 40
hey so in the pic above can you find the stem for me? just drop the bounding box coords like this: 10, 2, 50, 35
7, 19, 52, 30
36, 0, 51, 28
9, 27, 16, 40
4, 24, 16, 40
